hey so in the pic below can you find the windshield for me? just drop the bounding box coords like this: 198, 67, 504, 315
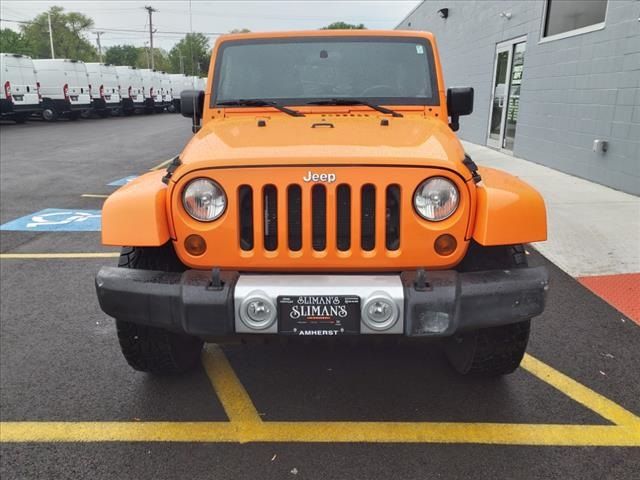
212, 37, 439, 107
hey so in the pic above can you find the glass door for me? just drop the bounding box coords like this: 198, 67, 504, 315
487, 39, 526, 151
503, 42, 526, 151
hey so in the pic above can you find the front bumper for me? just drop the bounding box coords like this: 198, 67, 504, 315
96, 267, 548, 338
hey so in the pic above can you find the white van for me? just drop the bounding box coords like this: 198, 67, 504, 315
0, 53, 41, 123
85, 63, 121, 117
168, 73, 190, 112
33, 59, 91, 121
138, 68, 162, 113
115, 66, 144, 115
159, 72, 172, 111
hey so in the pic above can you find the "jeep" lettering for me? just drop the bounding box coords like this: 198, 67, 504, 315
303, 171, 336, 183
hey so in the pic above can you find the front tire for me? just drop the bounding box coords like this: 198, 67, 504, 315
445, 243, 531, 376
114, 245, 203, 374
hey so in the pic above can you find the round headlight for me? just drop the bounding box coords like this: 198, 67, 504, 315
413, 177, 459, 221
182, 178, 226, 221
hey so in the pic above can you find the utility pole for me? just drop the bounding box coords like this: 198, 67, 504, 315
144, 6, 157, 69
47, 12, 55, 59
95, 31, 104, 62
144, 42, 150, 69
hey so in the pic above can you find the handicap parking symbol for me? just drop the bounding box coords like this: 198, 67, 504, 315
0, 208, 102, 232
107, 175, 138, 187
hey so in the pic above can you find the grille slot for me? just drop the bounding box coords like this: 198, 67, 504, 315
287, 185, 302, 251
237, 181, 401, 254
336, 184, 351, 251
386, 185, 401, 251
263, 185, 278, 251
312, 184, 327, 251
361, 184, 376, 251
238, 185, 253, 251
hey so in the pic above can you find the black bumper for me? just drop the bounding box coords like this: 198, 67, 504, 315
96, 267, 548, 338
0, 99, 40, 116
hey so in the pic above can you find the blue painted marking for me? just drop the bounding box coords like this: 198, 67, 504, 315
0, 208, 101, 232
107, 175, 138, 186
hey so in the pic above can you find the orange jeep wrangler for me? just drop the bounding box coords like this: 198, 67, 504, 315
96, 30, 548, 377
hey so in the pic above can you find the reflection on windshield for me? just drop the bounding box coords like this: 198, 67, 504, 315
215, 38, 437, 105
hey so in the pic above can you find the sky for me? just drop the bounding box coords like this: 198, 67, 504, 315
0, 0, 421, 51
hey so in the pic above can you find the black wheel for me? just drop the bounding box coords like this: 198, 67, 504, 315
115, 244, 203, 374
13, 114, 28, 124
445, 243, 531, 376
68, 111, 81, 121
42, 106, 59, 122
98, 110, 111, 118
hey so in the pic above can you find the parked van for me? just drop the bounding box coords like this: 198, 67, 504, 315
168, 73, 190, 112
138, 69, 161, 113
85, 63, 121, 117
0, 53, 41, 123
33, 59, 90, 121
115, 66, 144, 115
159, 72, 172, 112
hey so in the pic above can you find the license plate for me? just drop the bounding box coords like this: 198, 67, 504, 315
13, 95, 24, 101
70, 95, 78, 101
278, 295, 360, 335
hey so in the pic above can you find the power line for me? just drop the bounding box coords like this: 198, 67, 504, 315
1, 18, 223, 35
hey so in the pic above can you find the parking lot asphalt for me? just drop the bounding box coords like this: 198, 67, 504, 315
1, 115, 639, 479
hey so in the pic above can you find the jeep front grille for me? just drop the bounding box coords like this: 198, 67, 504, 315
238, 183, 401, 254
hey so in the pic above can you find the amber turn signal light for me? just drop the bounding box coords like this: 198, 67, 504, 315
185, 234, 207, 256
434, 234, 457, 256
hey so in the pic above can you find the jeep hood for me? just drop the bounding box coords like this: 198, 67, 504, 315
177, 114, 470, 180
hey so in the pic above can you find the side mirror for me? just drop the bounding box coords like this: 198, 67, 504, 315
447, 87, 474, 132
181, 89, 205, 133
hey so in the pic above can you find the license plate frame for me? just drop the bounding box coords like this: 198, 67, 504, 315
278, 295, 360, 336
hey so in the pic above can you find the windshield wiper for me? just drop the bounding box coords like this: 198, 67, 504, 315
216, 99, 305, 117
305, 98, 403, 117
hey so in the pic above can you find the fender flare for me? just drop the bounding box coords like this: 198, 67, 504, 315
102, 170, 170, 246
472, 167, 547, 246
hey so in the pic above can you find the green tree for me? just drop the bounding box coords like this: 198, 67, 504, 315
20, 7, 97, 61
0, 28, 32, 55
168, 32, 210, 76
321, 22, 366, 30
104, 44, 139, 66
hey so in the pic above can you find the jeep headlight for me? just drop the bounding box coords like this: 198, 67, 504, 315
413, 177, 459, 221
182, 178, 226, 221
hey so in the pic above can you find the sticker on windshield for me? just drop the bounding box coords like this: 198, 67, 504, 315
416, 44, 425, 54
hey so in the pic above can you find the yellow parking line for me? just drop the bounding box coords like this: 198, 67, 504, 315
0, 253, 120, 259
1, 422, 638, 445
149, 158, 174, 171
521, 354, 640, 427
202, 345, 262, 425
81, 194, 109, 199
0, 422, 237, 443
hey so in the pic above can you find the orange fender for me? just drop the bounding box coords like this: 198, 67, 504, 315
102, 170, 170, 247
472, 167, 547, 246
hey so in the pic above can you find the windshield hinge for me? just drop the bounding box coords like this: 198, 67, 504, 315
162, 156, 182, 185
462, 154, 481, 184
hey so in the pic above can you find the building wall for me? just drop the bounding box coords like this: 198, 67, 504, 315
397, 0, 639, 195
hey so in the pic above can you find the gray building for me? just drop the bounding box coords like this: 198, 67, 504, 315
397, 0, 639, 195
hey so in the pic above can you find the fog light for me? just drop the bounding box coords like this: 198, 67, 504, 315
362, 293, 399, 331
434, 234, 457, 256
240, 291, 276, 330
185, 234, 206, 255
